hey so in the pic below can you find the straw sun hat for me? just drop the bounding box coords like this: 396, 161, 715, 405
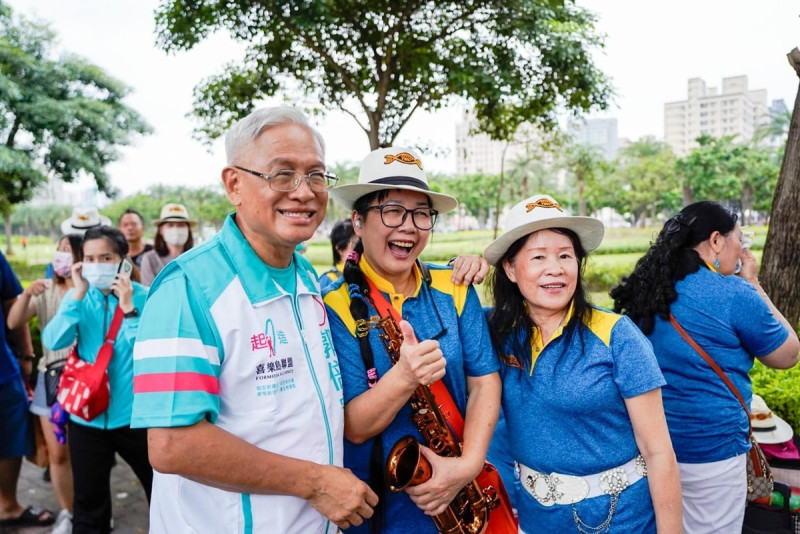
329, 147, 457, 213
153, 203, 197, 227
484, 194, 605, 265
60, 207, 112, 235
751, 394, 794, 444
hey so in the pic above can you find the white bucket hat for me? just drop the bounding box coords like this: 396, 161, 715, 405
751, 394, 794, 444
484, 194, 605, 265
153, 203, 197, 227
60, 207, 112, 235
329, 147, 457, 213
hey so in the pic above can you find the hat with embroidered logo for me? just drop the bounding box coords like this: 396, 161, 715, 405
751, 394, 794, 444
484, 194, 605, 265
153, 203, 197, 227
60, 207, 112, 235
329, 147, 457, 213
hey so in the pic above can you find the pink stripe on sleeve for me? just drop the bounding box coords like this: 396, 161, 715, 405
134, 372, 219, 394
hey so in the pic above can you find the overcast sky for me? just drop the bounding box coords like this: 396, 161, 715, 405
6, 0, 800, 197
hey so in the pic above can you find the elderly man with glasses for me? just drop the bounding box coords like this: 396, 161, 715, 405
131, 106, 378, 534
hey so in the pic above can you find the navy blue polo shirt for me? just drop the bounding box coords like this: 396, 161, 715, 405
0, 252, 24, 384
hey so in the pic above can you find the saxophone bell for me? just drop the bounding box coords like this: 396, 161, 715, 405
386, 435, 433, 491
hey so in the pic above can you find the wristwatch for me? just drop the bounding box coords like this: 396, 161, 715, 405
124, 307, 139, 319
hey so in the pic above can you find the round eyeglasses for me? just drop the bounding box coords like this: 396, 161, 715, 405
233, 166, 338, 192
364, 204, 439, 230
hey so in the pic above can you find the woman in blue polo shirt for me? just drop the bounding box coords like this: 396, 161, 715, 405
323, 147, 502, 534
484, 194, 682, 534
612, 201, 799, 533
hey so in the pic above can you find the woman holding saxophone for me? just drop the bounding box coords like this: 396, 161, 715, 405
323, 147, 503, 533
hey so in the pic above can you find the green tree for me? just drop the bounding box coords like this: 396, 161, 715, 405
440, 173, 504, 228
561, 141, 608, 216
506, 152, 555, 200
608, 138, 679, 227
676, 135, 779, 222
0, 6, 150, 253
103, 185, 232, 235
155, 0, 612, 149
10, 204, 71, 238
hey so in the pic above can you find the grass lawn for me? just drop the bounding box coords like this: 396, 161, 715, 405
8, 225, 767, 293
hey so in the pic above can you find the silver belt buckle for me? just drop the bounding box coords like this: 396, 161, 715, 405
599, 466, 630, 496
523, 471, 590, 506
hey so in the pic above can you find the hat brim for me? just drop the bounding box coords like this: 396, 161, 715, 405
60, 215, 112, 236
753, 415, 794, 444
329, 183, 457, 213
484, 216, 605, 265
154, 218, 198, 227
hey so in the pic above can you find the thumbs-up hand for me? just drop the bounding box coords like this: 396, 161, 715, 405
396, 320, 446, 389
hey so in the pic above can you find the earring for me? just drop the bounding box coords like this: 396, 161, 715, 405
714, 257, 720, 269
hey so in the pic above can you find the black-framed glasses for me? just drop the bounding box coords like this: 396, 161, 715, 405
365, 204, 439, 230
233, 166, 339, 192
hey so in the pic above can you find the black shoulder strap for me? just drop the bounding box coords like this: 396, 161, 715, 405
416, 259, 432, 286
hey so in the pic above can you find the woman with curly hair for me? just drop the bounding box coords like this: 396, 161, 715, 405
611, 200, 799, 534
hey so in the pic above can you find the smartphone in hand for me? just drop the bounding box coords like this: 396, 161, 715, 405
117, 257, 134, 278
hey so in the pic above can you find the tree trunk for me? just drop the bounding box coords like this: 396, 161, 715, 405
741, 184, 754, 226
5, 212, 12, 256
682, 183, 694, 206
761, 48, 800, 329
577, 171, 586, 216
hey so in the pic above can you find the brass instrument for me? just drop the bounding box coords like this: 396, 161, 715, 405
377, 316, 497, 534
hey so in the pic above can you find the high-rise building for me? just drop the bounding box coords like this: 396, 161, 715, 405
454, 112, 544, 176
664, 75, 768, 156
568, 118, 618, 160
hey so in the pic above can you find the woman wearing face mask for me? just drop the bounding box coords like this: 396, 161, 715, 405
139, 203, 196, 286
6, 234, 82, 534
42, 226, 152, 534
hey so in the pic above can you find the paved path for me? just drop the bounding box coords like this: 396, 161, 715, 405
3, 456, 149, 534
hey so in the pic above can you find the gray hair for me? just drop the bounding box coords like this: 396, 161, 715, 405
224, 106, 326, 164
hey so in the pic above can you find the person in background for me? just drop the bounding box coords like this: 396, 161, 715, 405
319, 219, 356, 292
138, 203, 195, 286
131, 106, 377, 534
323, 147, 501, 533
118, 209, 153, 268
7, 234, 83, 534
0, 251, 55, 529
43, 226, 151, 534
484, 194, 681, 534
611, 200, 799, 534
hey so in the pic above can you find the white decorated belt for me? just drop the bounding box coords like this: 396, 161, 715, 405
516, 455, 647, 507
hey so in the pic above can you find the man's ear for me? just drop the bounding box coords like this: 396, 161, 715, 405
221, 167, 242, 207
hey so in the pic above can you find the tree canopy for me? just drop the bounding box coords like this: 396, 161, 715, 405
155, 0, 612, 149
0, 4, 150, 250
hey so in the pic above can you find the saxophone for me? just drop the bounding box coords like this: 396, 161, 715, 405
377, 316, 498, 534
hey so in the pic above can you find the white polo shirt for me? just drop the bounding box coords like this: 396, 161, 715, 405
132, 214, 343, 534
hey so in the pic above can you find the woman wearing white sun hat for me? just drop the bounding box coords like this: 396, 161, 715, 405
322, 147, 506, 533
484, 194, 681, 534
138, 203, 196, 286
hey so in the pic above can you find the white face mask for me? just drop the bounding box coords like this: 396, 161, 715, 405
52, 251, 74, 278
82, 263, 118, 290
162, 227, 189, 247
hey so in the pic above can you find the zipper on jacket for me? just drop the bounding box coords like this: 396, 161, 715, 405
290, 293, 334, 465
103, 293, 109, 430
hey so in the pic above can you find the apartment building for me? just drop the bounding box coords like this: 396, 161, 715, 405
664, 75, 768, 156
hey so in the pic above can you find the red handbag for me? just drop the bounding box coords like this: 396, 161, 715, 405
57, 306, 124, 421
